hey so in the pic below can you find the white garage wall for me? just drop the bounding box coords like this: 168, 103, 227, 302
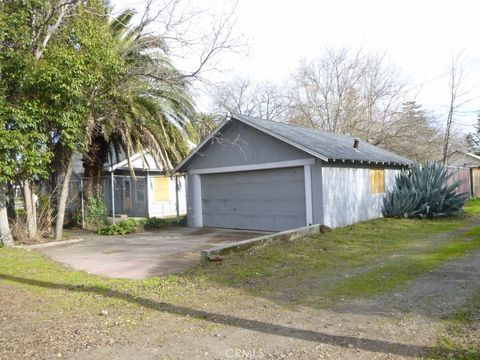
322, 166, 400, 228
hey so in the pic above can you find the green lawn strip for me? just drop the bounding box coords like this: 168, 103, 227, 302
323, 226, 480, 305
464, 198, 480, 217
197, 217, 469, 294
0, 248, 193, 315
428, 338, 480, 360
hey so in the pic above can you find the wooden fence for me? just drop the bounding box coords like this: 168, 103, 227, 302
447, 166, 472, 197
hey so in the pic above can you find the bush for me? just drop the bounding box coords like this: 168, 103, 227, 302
84, 197, 108, 229
143, 216, 170, 230
383, 162, 468, 219
97, 219, 139, 235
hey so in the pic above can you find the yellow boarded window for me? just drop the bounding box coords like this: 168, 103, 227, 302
369, 169, 385, 194
154, 177, 170, 202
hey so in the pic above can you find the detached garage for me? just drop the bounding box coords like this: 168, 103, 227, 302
175, 114, 411, 231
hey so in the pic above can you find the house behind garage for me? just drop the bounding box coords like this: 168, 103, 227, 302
175, 114, 412, 231
67, 149, 186, 218
447, 150, 480, 197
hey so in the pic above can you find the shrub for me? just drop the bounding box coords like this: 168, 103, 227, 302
383, 162, 468, 219
143, 216, 170, 230
84, 197, 108, 228
97, 219, 139, 235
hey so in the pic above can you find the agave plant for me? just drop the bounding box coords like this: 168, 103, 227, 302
383, 162, 468, 218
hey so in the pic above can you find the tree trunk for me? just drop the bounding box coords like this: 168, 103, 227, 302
83, 165, 94, 201
82, 132, 110, 201
55, 151, 75, 241
0, 182, 14, 247
23, 179, 37, 240
442, 99, 455, 165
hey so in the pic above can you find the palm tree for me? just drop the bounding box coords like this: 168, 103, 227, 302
82, 8, 196, 199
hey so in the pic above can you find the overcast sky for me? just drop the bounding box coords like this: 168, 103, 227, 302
114, 0, 480, 131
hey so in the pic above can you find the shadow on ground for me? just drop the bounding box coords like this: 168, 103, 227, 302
0, 273, 457, 358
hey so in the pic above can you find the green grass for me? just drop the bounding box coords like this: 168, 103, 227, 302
429, 338, 480, 360
427, 290, 480, 359
324, 226, 480, 303
197, 216, 474, 306
0, 248, 195, 316
464, 198, 480, 216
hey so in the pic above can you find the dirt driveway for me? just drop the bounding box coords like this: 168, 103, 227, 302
69, 247, 480, 360
38, 227, 265, 279
2, 218, 479, 359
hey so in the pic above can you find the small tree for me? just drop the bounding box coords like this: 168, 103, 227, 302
383, 163, 468, 218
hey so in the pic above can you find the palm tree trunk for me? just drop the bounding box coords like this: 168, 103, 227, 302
55, 151, 75, 241
0, 182, 14, 247
83, 132, 110, 200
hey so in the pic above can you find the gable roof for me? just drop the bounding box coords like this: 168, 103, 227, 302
104, 150, 159, 172
447, 149, 480, 166
175, 114, 412, 172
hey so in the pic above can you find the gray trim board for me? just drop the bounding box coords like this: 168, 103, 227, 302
189, 158, 315, 175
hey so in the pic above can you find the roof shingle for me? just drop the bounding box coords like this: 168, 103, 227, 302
235, 114, 412, 165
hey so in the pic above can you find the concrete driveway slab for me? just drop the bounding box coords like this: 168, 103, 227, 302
38, 227, 266, 280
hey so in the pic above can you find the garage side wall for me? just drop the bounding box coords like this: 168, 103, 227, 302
322, 165, 400, 228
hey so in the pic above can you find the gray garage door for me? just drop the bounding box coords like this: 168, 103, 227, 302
201, 167, 306, 231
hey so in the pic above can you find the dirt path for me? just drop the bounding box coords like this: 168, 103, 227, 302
301, 220, 480, 295
2, 223, 480, 360
70, 247, 480, 360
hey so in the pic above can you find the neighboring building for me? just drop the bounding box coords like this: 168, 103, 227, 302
69, 149, 186, 218
447, 150, 480, 197
447, 150, 480, 168
175, 114, 412, 231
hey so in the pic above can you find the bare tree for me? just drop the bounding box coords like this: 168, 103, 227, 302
288, 46, 408, 146
442, 50, 471, 164
382, 102, 444, 162
212, 77, 290, 121
125, 0, 244, 83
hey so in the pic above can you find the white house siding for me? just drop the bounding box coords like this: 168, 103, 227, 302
147, 176, 187, 218
321, 166, 399, 228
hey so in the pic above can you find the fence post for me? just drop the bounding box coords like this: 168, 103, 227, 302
175, 176, 180, 224
146, 172, 151, 217
110, 170, 115, 224
80, 178, 85, 229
